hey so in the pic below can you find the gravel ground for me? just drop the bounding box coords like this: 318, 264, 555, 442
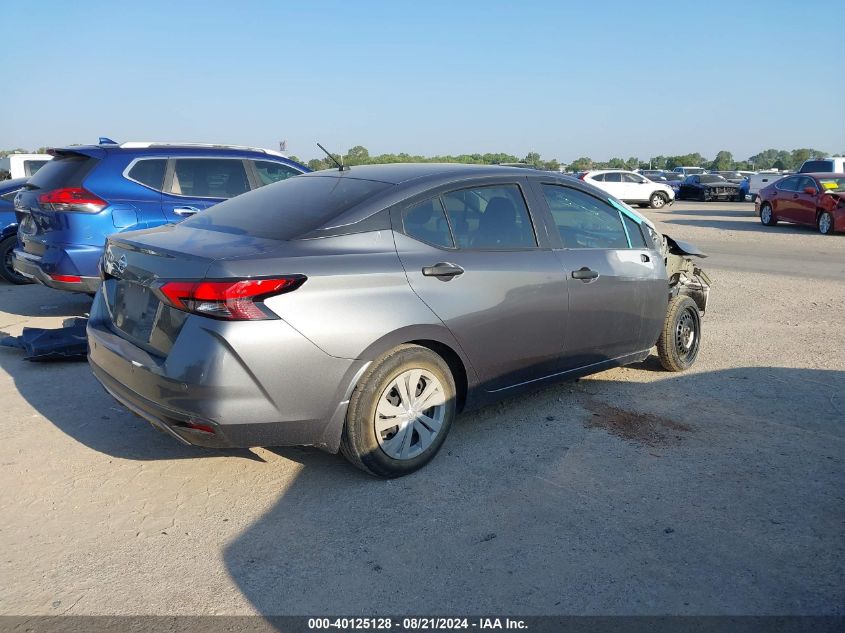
0, 202, 843, 616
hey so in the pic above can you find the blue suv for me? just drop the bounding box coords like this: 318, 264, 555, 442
12, 141, 309, 293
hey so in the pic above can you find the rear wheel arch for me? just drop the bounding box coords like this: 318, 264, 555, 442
409, 339, 468, 413
355, 325, 476, 411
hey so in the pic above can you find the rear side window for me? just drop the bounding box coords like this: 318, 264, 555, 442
622, 214, 648, 248
441, 184, 536, 250
183, 175, 393, 240
24, 160, 49, 177
127, 159, 166, 191
169, 158, 249, 199
776, 176, 799, 192
604, 173, 622, 183
402, 198, 454, 248
252, 160, 302, 186
27, 154, 98, 190
591, 173, 606, 182
541, 184, 628, 249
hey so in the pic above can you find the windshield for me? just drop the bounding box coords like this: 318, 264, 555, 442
700, 175, 727, 184
818, 178, 845, 191
183, 175, 394, 239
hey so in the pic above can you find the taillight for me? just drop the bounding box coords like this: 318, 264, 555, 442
38, 187, 107, 213
49, 273, 82, 284
157, 277, 306, 321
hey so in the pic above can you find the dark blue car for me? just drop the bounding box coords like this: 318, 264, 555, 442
1, 178, 31, 284
12, 141, 309, 293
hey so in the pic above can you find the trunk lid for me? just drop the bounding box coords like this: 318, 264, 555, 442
101, 224, 286, 356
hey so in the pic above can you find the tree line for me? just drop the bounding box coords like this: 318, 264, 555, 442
2, 145, 835, 173
292, 146, 835, 173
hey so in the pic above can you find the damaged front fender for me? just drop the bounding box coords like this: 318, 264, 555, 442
661, 234, 711, 314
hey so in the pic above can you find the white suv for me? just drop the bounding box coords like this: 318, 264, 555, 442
581, 170, 675, 209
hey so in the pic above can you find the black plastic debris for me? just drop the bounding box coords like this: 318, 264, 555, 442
0, 317, 89, 362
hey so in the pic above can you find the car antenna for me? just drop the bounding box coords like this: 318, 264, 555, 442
316, 142, 349, 171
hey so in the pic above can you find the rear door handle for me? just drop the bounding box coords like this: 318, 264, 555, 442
173, 206, 200, 217
422, 262, 464, 278
571, 267, 599, 281
641, 253, 650, 262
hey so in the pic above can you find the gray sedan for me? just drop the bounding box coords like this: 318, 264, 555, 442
88, 163, 710, 477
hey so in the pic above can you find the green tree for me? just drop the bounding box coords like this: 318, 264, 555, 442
710, 150, 734, 171
523, 152, 542, 168
568, 157, 593, 172
345, 145, 370, 165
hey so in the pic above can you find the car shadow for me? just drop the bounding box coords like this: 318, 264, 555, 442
0, 282, 93, 318
0, 347, 261, 462
668, 209, 756, 219
222, 365, 844, 617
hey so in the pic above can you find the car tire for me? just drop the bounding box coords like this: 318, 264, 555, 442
649, 192, 668, 209
817, 211, 835, 235
340, 344, 456, 478
760, 203, 777, 226
0, 236, 33, 285
656, 295, 701, 372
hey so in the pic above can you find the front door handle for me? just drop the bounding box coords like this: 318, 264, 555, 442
422, 262, 464, 278
641, 253, 651, 262
173, 206, 200, 217
571, 267, 599, 281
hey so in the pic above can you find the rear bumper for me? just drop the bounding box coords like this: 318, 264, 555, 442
12, 247, 101, 293
86, 291, 364, 452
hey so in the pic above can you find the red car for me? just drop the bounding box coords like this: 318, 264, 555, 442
756, 173, 845, 235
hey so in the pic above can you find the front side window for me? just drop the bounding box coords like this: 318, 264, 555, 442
441, 184, 537, 250
622, 214, 648, 248
169, 158, 249, 198
402, 198, 454, 248
541, 184, 629, 249
622, 173, 643, 184
128, 159, 166, 191
796, 176, 816, 193
776, 176, 799, 192
253, 160, 302, 186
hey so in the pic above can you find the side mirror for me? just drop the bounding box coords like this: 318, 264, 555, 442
804, 187, 816, 195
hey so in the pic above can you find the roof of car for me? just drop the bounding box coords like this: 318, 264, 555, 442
806, 172, 845, 178
299, 162, 549, 184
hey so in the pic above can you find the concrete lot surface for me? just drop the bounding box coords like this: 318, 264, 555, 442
1, 202, 843, 615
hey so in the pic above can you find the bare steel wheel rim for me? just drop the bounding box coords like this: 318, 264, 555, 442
675, 307, 699, 361
819, 213, 832, 234
652, 194, 665, 208
375, 368, 446, 460
761, 205, 772, 224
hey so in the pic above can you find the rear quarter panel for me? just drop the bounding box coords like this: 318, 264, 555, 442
205, 230, 472, 369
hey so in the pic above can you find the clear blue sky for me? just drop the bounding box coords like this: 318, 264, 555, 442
3, 0, 843, 163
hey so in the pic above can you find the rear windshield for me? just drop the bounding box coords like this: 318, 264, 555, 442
27, 153, 98, 190
818, 178, 845, 191
800, 160, 832, 173
183, 175, 393, 239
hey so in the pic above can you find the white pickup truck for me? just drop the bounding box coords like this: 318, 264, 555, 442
0, 153, 52, 179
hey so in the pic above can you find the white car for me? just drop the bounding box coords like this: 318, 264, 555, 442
581, 170, 675, 209
0, 153, 53, 179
